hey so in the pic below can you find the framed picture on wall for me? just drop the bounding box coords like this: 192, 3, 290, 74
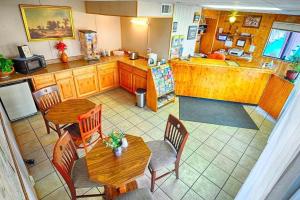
243, 16, 262, 28
19, 4, 75, 41
236, 39, 246, 47
217, 34, 228, 41
173, 22, 178, 33
187, 25, 198, 40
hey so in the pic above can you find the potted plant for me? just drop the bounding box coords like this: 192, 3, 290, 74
104, 130, 125, 157
0, 54, 14, 78
55, 40, 68, 63
286, 54, 300, 82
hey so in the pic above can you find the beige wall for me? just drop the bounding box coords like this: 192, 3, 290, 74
0, 0, 121, 60
121, 17, 172, 59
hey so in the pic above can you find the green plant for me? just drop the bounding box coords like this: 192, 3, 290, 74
0, 54, 13, 73
103, 130, 125, 149
289, 53, 300, 72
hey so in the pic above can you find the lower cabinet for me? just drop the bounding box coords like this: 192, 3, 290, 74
119, 62, 147, 93
54, 71, 77, 101
98, 62, 119, 92
119, 64, 133, 93
73, 66, 99, 98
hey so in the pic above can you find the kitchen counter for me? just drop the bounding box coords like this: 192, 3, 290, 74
171, 57, 273, 104
172, 57, 274, 74
0, 56, 149, 85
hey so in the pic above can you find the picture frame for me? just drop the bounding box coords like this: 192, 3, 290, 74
236, 39, 246, 47
243, 15, 262, 28
193, 12, 200, 23
217, 34, 228, 41
172, 22, 178, 33
17, 45, 33, 58
19, 4, 75, 41
187, 25, 198, 40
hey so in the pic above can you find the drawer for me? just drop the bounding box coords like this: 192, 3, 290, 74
118, 62, 133, 72
97, 62, 117, 70
73, 66, 96, 76
133, 68, 147, 78
54, 70, 73, 80
32, 74, 56, 90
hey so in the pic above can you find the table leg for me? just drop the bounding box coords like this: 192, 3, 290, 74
55, 124, 62, 137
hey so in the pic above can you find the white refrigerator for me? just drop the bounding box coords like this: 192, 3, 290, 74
0, 80, 37, 121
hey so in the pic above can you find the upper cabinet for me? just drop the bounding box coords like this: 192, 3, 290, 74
85, 1, 173, 17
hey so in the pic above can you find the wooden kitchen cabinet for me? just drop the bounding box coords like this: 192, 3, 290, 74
73, 66, 99, 97
97, 62, 119, 92
132, 68, 147, 92
54, 71, 77, 101
259, 74, 294, 119
32, 74, 56, 90
119, 63, 133, 93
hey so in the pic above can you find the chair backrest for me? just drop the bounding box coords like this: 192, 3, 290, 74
77, 105, 103, 150
164, 114, 189, 158
208, 53, 226, 60
32, 85, 61, 113
52, 132, 78, 197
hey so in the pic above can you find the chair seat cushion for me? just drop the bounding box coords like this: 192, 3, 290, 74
146, 140, 177, 171
71, 157, 102, 188
64, 123, 81, 139
116, 188, 153, 200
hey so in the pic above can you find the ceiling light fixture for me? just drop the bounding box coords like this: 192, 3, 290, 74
229, 16, 237, 24
203, 5, 281, 11
130, 18, 149, 26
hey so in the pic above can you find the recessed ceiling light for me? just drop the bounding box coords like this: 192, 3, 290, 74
203, 5, 281, 11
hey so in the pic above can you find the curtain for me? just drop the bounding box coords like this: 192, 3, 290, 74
235, 78, 300, 200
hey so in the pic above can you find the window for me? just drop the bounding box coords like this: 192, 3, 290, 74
263, 28, 300, 61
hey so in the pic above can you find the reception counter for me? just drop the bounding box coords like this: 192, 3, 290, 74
170, 58, 274, 104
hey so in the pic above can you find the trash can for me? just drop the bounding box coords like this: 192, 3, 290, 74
135, 88, 146, 108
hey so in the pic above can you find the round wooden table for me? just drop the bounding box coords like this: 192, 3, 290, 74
86, 134, 152, 200
45, 99, 96, 136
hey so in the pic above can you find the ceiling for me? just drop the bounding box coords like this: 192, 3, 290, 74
138, 0, 300, 15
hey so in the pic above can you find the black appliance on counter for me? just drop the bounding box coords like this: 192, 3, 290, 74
12, 55, 46, 74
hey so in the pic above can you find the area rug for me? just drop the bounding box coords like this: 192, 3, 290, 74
179, 96, 258, 130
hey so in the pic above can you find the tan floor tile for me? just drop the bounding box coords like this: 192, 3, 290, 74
227, 137, 248, 153
182, 189, 204, 200
30, 119, 46, 129
13, 122, 33, 136
29, 159, 55, 181
223, 177, 242, 198
19, 138, 42, 155
146, 127, 164, 140
39, 133, 59, 147
244, 146, 262, 160
181, 147, 193, 161
216, 190, 234, 200
185, 137, 201, 151
42, 187, 70, 200
136, 121, 155, 132
192, 175, 220, 200
220, 145, 244, 163
35, 172, 63, 199
212, 129, 232, 143
190, 128, 211, 142
147, 115, 165, 126
231, 165, 250, 183
204, 137, 225, 152
238, 154, 257, 170
217, 126, 238, 136
23, 148, 48, 166
203, 164, 229, 188
16, 130, 37, 145
44, 143, 55, 159
153, 188, 171, 200
212, 154, 236, 174
177, 163, 200, 187
127, 115, 144, 125
195, 144, 218, 162
161, 175, 189, 200
185, 153, 210, 173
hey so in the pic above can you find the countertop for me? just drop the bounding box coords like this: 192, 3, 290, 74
0, 56, 149, 85
171, 57, 274, 74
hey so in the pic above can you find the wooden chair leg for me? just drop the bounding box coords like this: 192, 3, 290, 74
151, 170, 156, 192
175, 162, 179, 179
44, 118, 50, 134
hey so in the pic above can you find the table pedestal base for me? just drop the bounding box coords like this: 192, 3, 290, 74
104, 180, 137, 200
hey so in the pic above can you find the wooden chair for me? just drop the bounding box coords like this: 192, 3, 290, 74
64, 105, 104, 152
52, 132, 104, 200
146, 114, 189, 192
32, 85, 66, 135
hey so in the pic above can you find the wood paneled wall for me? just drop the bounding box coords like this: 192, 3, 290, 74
201, 9, 300, 76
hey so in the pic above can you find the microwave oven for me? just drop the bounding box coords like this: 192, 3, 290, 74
13, 55, 46, 74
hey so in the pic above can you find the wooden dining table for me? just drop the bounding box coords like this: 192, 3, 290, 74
45, 99, 96, 136
86, 134, 152, 200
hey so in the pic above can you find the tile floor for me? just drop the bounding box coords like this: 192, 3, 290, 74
12, 88, 275, 200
